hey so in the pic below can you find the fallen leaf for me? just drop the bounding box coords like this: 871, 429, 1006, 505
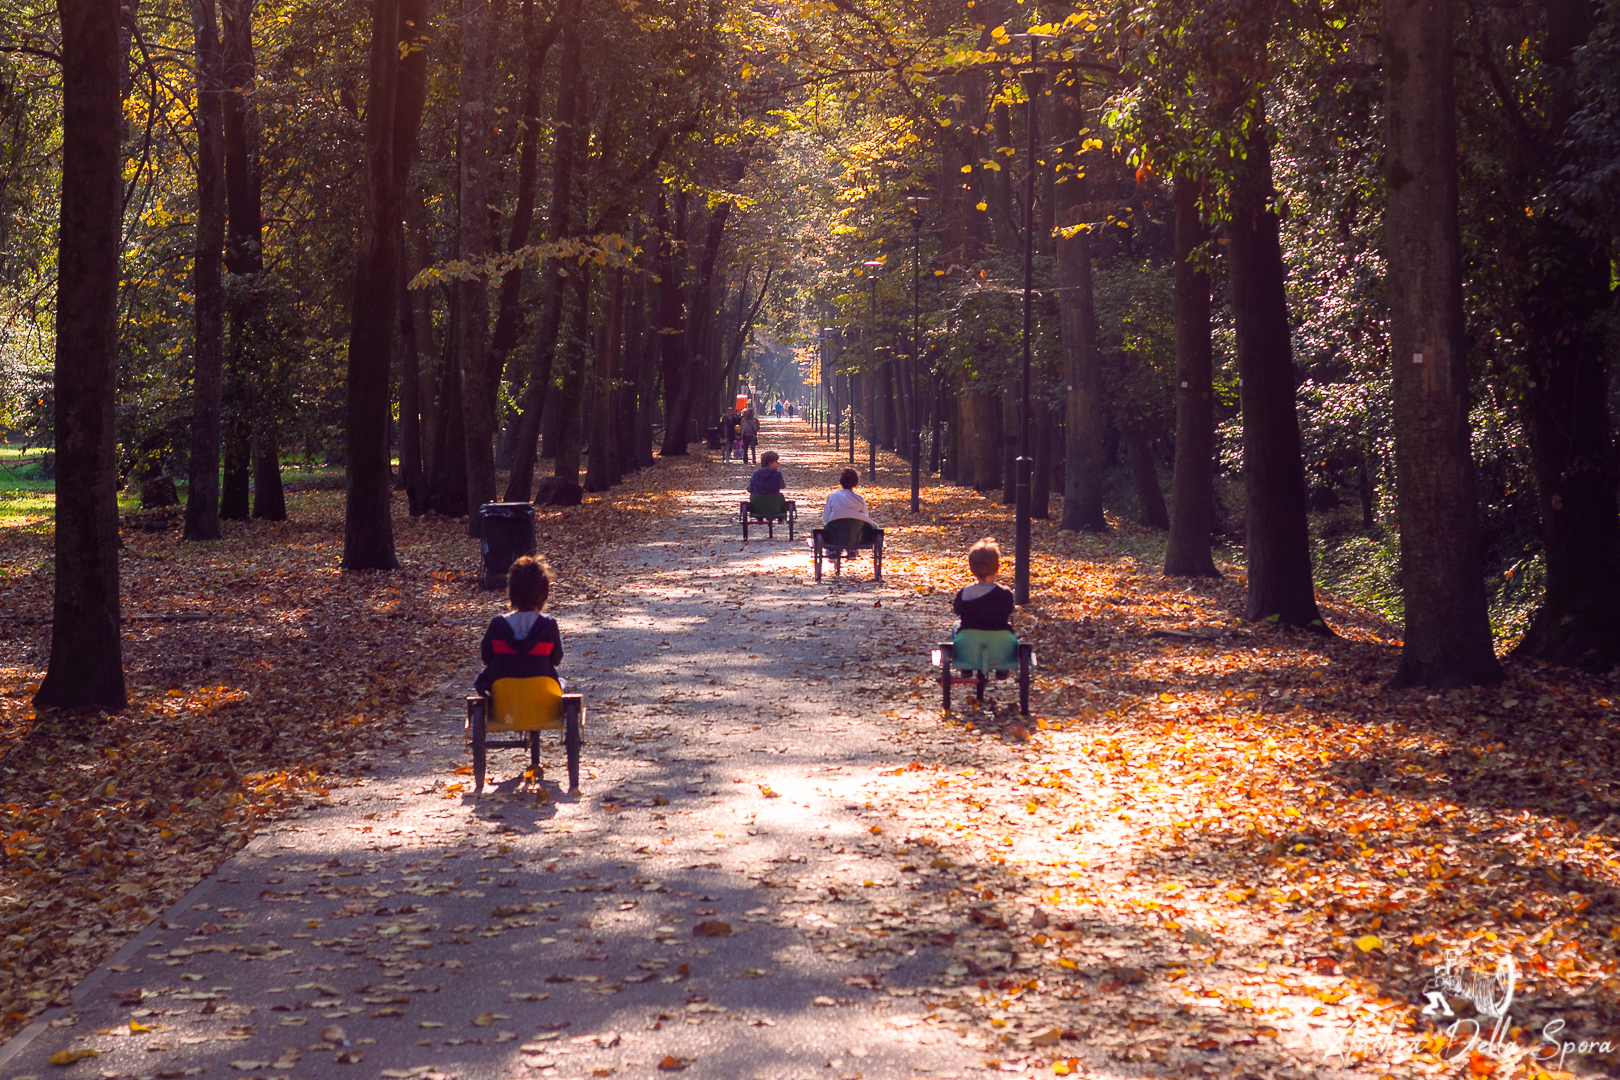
48, 1050, 98, 1066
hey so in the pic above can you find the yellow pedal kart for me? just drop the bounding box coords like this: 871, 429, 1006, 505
465, 676, 584, 795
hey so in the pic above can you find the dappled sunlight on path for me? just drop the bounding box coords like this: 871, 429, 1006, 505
7, 420, 1618, 1080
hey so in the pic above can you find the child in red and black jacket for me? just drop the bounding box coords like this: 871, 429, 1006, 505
474, 556, 564, 694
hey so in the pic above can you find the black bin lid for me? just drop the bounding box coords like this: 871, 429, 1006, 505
480, 501, 536, 519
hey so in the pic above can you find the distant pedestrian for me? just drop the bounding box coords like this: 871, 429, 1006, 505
742, 409, 760, 464
720, 410, 740, 462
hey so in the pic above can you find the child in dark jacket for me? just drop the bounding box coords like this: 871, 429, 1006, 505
474, 556, 564, 694
748, 450, 784, 496
952, 537, 1016, 632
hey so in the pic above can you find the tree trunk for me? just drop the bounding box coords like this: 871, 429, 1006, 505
1032, 399, 1053, 519
881, 362, 896, 452
1514, 219, 1620, 667
1511, 0, 1620, 670
586, 269, 624, 492
341, 0, 404, 570
484, 0, 557, 396
656, 190, 689, 456
394, 0, 431, 515
398, 251, 427, 508
36, 0, 127, 710
1055, 86, 1105, 532
930, 377, 944, 474
252, 427, 286, 520
629, 219, 656, 469
962, 389, 999, 492
1000, 391, 1018, 504
430, 295, 468, 515
1165, 177, 1219, 575
503, 0, 578, 500
667, 200, 731, 456
1125, 417, 1169, 529
220, 0, 284, 521
1383, 0, 1501, 684
554, 268, 589, 486
457, 0, 494, 533
1226, 98, 1323, 628
183, 0, 225, 543
219, 405, 250, 518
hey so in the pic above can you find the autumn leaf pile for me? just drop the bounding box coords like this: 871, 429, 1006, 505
836, 458, 1620, 1077
0, 462, 695, 1042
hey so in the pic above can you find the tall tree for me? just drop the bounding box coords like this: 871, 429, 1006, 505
1225, 97, 1325, 629
1054, 81, 1105, 532
1124, 416, 1169, 528
1511, 0, 1620, 668
182, 0, 226, 543
1383, 0, 1502, 685
457, 0, 495, 533
340, 0, 406, 570
655, 188, 688, 457
394, 0, 431, 516
665, 199, 732, 456
1164, 177, 1219, 576
219, 0, 284, 521
585, 270, 624, 492
36, 0, 126, 709
485, 0, 560, 395
504, 0, 580, 500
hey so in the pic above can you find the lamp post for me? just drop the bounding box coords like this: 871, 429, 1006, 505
1013, 38, 1046, 607
907, 197, 929, 513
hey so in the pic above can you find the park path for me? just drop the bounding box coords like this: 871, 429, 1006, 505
0, 420, 1018, 1080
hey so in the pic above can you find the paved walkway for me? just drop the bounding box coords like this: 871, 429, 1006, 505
2, 421, 1015, 1080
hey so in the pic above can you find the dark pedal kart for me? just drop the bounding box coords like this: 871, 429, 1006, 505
465, 676, 584, 795
932, 630, 1035, 715
740, 493, 797, 541
811, 517, 884, 582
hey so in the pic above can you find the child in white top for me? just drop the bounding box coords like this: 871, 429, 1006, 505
821, 467, 876, 526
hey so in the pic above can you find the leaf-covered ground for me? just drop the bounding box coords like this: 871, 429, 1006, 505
3, 426, 1618, 1080
851, 446, 1620, 1078
0, 462, 697, 1042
